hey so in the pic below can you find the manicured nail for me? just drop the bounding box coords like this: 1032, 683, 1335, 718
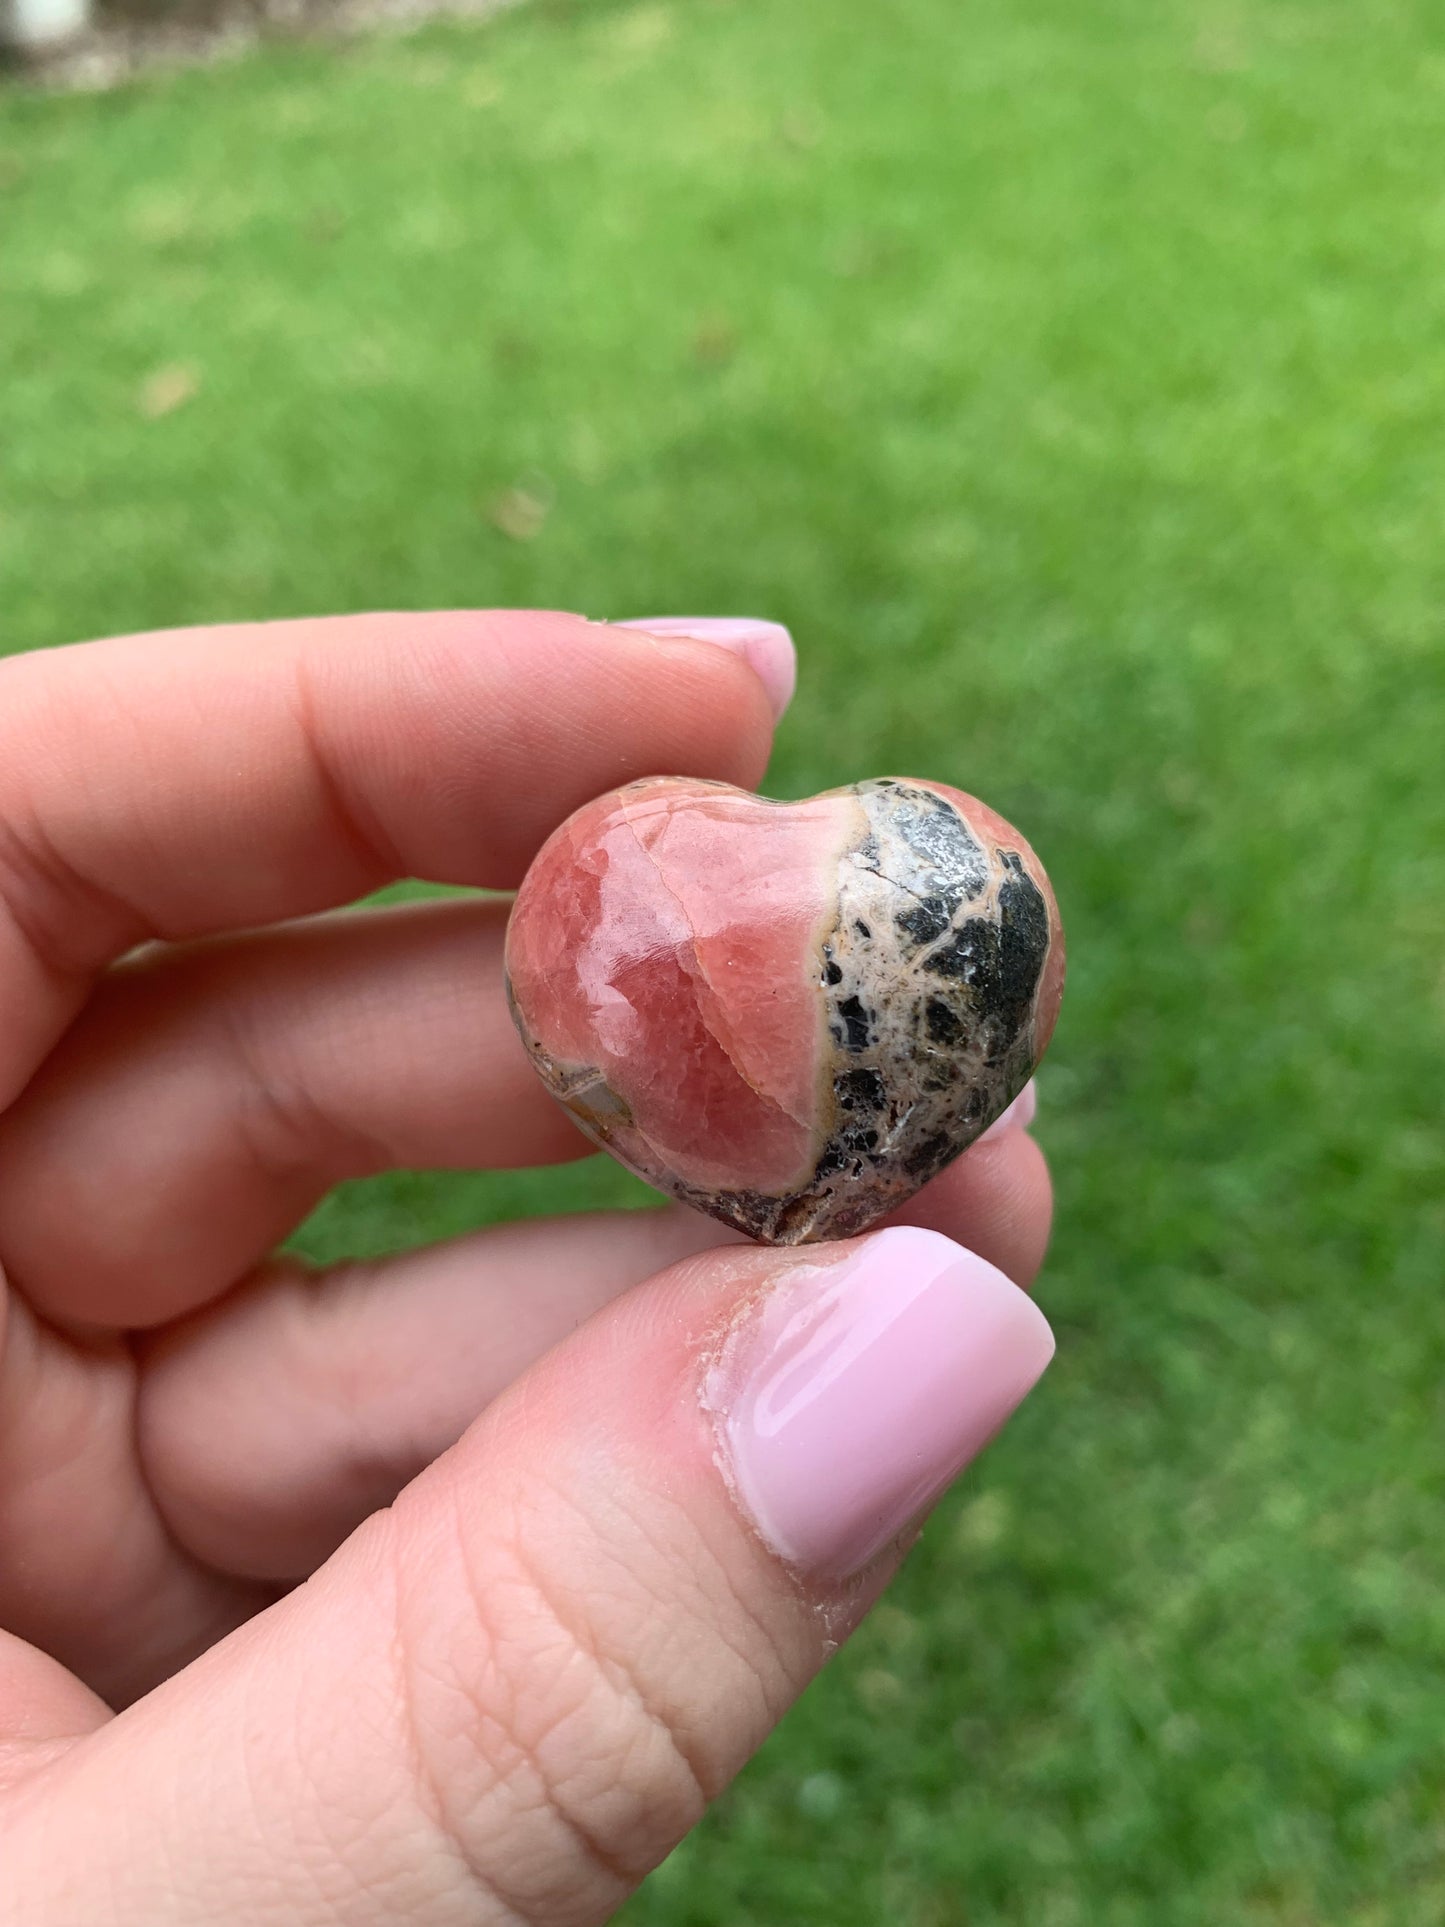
979, 1079, 1038, 1145
704, 1226, 1053, 1581
620, 617, 797, 721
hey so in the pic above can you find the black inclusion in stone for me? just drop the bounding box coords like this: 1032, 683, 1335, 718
836, 1066, 886, 1112
903, 1130, 952, 1178
814, 1115, 882, 1181
823, 958, 843, 985
833, 995, 872, 1052
924, 919, 996, 986
854, 919, 872, 939
924, 996, 964, 1046
895, 894, 952, 948
926, 853, 1048, 1035
995, 851, 1050, 1019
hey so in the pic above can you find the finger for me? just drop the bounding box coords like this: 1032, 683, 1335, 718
0, 900, 1046, 1337
138, 1208, 730, 1580
0, 1630, 110, 1757
137, 1119, 1049, 1585
0, 1268, 268, 1711
0, 898, 593, 1329
0, 611, 778, 1109
0, 1112, 1046, 1709
11, 1227, 1052, 1925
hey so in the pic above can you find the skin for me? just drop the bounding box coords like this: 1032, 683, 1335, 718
0, 611, 1053, 1924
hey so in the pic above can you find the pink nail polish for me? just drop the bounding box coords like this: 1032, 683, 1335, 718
619, 616, 797, 721
978, 1079, 1038, 1145
704, 1226, 1053, 1581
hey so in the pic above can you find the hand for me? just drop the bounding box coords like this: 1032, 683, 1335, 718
0, 611, 1055, 1924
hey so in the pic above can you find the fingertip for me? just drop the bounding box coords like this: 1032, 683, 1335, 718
617, 617, 797, 723
701, 1224, 1053, 1583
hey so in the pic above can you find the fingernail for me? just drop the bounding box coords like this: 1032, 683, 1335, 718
704, 1226, 1053, 1581
619, 617, 797, 721
979, 1079, 1038, 1145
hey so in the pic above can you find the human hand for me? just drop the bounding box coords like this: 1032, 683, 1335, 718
0, 611, 1055, 1924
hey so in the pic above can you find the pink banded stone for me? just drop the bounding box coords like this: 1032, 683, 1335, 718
504, 776, 1065, 1244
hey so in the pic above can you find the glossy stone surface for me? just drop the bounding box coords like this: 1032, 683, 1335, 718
505, 777, 1065, 1243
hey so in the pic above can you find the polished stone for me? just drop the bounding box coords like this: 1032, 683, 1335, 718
505, 776, 1064, 1243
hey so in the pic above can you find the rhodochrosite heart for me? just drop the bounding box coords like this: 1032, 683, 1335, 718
504, 777, 1065, 1244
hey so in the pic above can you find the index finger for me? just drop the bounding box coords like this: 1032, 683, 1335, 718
0, 611, 780, 1109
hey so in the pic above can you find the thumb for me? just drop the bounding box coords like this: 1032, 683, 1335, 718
6, 1226, 1052, 1926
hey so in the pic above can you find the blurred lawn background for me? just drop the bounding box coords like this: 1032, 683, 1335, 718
4, 0, 1445, 1919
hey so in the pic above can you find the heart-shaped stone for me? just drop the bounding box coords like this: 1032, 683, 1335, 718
505, 776, 1065, 1244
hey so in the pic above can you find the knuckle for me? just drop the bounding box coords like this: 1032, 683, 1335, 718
0, 659, 147, 980
290, 648, 408, 887
0, 805, 113, 984
385, 1483, 772, 1925
221, 997, 388, 1186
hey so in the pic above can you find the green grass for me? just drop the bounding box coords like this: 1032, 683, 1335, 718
4, 0, 1445, 1918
